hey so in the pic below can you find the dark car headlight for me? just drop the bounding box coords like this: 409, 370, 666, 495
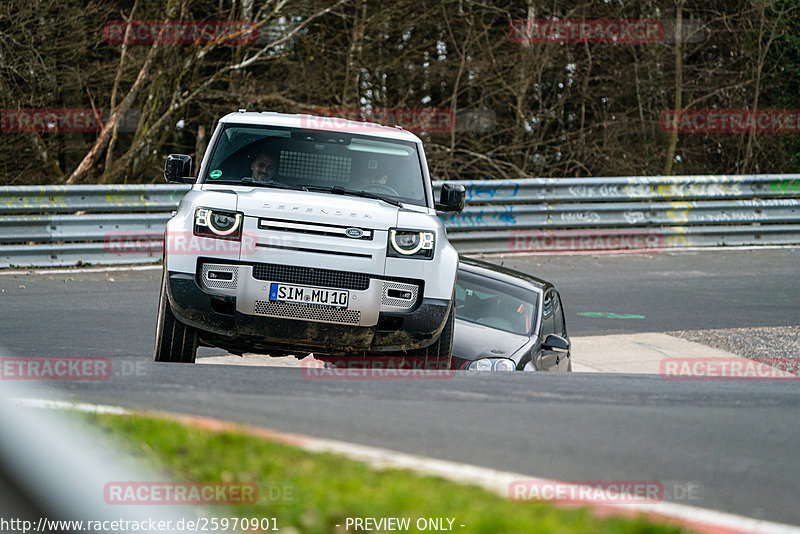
468, 358, 516, 371
388, 229, 434, 258
194, 208, 243, 240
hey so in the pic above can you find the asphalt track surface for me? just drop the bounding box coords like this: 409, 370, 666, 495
1, 249, 799, 526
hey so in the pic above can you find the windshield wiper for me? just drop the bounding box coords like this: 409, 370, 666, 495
300, 185, 402, 207
209, 178, 308, 191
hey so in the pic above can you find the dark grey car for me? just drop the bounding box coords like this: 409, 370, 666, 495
452, 257, 571, 372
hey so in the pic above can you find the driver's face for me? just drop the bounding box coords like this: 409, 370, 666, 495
251, 154, 277, 181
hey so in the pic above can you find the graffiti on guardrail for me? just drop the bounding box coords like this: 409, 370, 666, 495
2, 194, 68, 210
465, 181, 520, 202
567, 183, 629, 198
702, 211, 765, 223
567, 180, 748, 200
510, 229, 664, 253
738, 198, 800, 207
650, 182, 742, 198
623, 211, 647, 224
559, 211, 600, 224
443, 206, 517, 228
770, 179, 800, 194
665, 201, 692, 224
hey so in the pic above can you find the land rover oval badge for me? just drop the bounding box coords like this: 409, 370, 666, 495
345, 228, 364, 238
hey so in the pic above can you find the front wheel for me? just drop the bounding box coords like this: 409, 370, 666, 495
403, 305, 454, 370
153, 272, 198, 363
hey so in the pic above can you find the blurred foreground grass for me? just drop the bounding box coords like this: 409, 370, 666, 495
89, 413, 692, 534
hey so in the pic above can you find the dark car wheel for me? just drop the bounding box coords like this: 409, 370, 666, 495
403, 305, 454, 370
154, 272, 198, 363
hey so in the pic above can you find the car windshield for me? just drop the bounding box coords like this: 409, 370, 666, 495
203, 123, 427, 206
454, 270, 539, 336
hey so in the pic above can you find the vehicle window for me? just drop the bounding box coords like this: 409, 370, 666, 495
454, 270, 539, 335
203, 123, 427, 206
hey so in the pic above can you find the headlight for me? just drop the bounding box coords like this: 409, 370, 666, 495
468, 358, 516, 371
194, 208, 243, 240
493, 359, 516, 371
473, 359, 493, 371
388, 229, 435, 258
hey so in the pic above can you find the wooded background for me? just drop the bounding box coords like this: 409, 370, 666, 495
1, 0, 798, 185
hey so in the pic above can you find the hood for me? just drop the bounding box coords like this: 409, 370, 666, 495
203, 185, 400, 230
452, 319, 530, 362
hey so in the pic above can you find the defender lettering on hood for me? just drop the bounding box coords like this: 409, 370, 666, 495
262, 203, 373, 219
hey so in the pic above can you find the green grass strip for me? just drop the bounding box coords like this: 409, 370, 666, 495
88, 412, 691, 534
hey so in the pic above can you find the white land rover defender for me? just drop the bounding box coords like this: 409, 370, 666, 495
154, 111, 465, 367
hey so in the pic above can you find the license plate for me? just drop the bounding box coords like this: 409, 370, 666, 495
269, 283, 349, 308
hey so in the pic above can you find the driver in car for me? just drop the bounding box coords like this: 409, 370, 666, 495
358, 171, 400, 197
250, 152, 278, 182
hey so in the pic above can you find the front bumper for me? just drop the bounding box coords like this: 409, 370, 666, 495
165, 265, 450, 355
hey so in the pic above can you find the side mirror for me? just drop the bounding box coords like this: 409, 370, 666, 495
542, 334, 570, 352
435, 183, 466, 213
164, 154, 194, 183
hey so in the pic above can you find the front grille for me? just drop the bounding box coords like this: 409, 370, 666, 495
254, 300, 361, 325
258, 218, 373, 240
252, 262, 370, 291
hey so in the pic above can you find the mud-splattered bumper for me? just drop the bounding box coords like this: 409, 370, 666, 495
165, 271, 450, 354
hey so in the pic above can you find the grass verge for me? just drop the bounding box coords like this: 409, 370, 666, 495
88, 412, 691, 534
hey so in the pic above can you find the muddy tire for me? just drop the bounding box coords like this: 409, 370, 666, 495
401, 305, 454, 370
153, 272, 198, 363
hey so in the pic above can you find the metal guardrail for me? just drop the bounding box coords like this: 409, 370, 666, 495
435, 174, 800, 253
1, 175, 799, 267
0, 185, 188, 267
433, 174, 800, 203
0, 184, 191, 214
